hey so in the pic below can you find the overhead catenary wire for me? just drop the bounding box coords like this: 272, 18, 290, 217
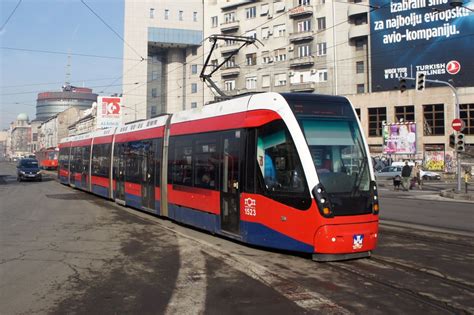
0, 0, 22, 32
79, 0, 145, 61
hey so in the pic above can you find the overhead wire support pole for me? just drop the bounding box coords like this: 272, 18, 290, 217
401, 76, 462, 192
200, 34, 263, 100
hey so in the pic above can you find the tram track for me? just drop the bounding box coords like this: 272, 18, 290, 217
327, 260, 472, 315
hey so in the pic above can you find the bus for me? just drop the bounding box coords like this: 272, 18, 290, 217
58, 93, 379, 261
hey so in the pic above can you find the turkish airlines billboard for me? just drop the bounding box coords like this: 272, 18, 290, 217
97, 97, 122, 129
369, 0, 474, 91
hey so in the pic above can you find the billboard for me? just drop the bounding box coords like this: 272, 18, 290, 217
369, 0, 474, 91
96, 97, 122, 129
383, 122, 416, 154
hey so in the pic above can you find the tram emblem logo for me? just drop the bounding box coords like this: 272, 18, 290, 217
244, 198, 257, 216
353, 234, 364, 250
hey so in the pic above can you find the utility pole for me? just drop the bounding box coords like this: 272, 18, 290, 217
400, 76, 462, 192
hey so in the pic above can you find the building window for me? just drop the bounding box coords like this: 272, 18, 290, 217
191, 83, 197, 94
275, 73, 287, 86
165, 9, 169, 20
246, 53, 257, 66
355, 38, 366, 51
354, 14, 367, 25
151, 106, 157, 116
193, 11, 198, 22
261, 3, 269, 15
191, 64, 198, 74
262, 51, 271, 64
192, 47, 197, 56
317, 17, 326, 30
150, 8, 155, 19
246, 6, 256, 19
356, 61, 364, 74
274, 24, 286, 37
225, 56, 236, 68
297, 19, 311, 32
297, 45, 311, 57
356, 84, 365, 94
262, 27, 270, 39
316, 42, 327, 56
274, 48, 286, 62
355, 108, 361, 120
395, 105, 415, 122
224, 80, 236, 91
299, 0, 311, 5
317, 69, 328, 82
423, 104, 444, 136
224, 12, 236, 23
151, 71, 159, 80
246, 77, 257, 89
246, 30, 257, 39
368, 107, 387, 137
179, 10, 183, 21
262, 75, 271, 87
151, 88, 157, 98
460, 103, 474, 135
191, 102, 197, 109
211, 16, 218, 27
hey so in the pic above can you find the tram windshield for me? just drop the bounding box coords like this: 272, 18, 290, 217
283, 93, 373, 215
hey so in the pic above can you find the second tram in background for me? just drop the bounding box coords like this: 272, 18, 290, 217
58, 92, 379, 261
36, 147, 59, 170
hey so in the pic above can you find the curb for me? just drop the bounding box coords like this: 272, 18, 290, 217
440, 189, 474, 201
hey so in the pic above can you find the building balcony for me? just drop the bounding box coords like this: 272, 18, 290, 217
348, 2, 370, 17
290, 82, 316, 92
220, 20, 240, 33
289, 55, 314, 67
289, 5, 314, 18
289, 31, 314, 42
220, 43, 241, 55
220, 66, 240, 77
348, 24, 370, 39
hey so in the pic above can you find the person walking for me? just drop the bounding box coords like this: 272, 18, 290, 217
464, 170, 472, 194
401, 161, 412, 191
414, 162, 423, 190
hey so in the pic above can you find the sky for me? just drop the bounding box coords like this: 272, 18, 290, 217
0, 0, 126, 129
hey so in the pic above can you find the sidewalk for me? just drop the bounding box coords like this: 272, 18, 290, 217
440, 189, 474, 201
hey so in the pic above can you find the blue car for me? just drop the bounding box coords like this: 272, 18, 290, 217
17, 158, 42, 182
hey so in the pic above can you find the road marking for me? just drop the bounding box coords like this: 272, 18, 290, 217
165, 236, 207, 315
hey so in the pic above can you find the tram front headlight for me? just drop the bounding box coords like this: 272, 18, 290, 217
312, 183, 334, 218
370, 181, 379, 215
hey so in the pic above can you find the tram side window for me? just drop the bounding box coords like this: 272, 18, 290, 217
92, 144, 111, 177
194, 137, 219, 190
83, 146, 91, 174
169, 136, 193, 186
125, 141, 144, 184
256, 120, 310, 210
59, 148, 69, 169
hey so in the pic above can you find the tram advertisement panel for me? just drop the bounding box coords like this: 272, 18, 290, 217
369, 0, 474, 91
382, 122, 416, 154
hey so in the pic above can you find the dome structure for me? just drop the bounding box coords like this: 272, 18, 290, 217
16, 113, 29, 121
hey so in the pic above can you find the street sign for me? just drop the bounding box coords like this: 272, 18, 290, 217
451, 118, 465, 132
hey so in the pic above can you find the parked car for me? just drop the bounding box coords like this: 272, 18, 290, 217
420, 170, 441, 180
17, 158, 42, 182
376, 166, 403, 180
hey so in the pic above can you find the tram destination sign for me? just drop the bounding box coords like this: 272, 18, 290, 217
369, 0, 474, 91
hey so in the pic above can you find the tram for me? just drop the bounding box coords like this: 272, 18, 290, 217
36, 147, 59, 170
58, 93, 379, 261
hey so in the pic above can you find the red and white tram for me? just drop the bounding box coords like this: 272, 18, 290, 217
36, 147, 59, 170
58, 93, 379, 261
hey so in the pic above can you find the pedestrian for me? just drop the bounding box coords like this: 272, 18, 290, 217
401, 161, 411, 191
414, 162, 423, 190
464, 170, 472, 194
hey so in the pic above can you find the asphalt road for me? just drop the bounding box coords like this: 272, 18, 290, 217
1, 162, 473, 314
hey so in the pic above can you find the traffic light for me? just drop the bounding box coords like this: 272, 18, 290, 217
399, 77, 407, 93
456, 133, 465, 152
449, 133, 456, 148
416, 71, 426, 91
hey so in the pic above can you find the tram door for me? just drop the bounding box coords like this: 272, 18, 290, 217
114, 143, 126, 202
220, 131, 241, 234
141, 140, 155, 210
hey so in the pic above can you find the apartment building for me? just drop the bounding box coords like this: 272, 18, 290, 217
206, 0, 368, 96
